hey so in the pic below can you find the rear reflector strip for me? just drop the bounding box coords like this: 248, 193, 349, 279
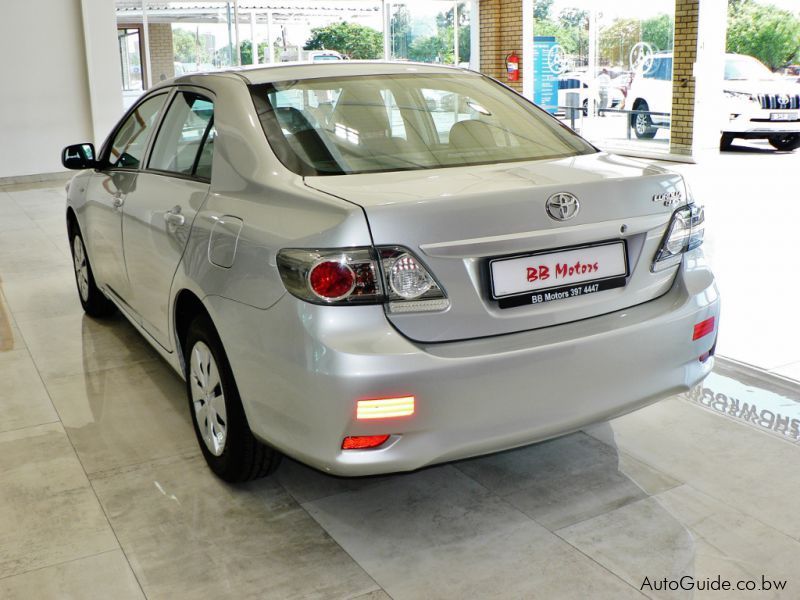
693, 317, 715, 341
342, 435, 391, 450
356, 396, 415, 420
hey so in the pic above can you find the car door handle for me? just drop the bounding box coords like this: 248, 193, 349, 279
164, 207, 185, 226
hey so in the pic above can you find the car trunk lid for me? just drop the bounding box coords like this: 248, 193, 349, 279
305, 152, 686, 343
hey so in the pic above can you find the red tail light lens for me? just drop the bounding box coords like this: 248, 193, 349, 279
693, 316, 715, 341
308, 260, 356, 301
342, 435, 391, 450
276, 247, 447, 311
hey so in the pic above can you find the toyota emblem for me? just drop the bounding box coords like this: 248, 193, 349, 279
777, 94, 790, 107
546, 192, 580, 221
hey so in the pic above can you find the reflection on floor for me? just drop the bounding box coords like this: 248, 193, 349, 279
2, 181, 800, 599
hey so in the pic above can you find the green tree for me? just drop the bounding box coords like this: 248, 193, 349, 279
727, 1, 800, 70
390, 6, 412, 58
173, 28, 211, 64
304, 22, 383, 60
599, 18, 641, 68
534, 0, 554, 22
409, 31, 453, 64
642, 14, 674, 52
239, 39, 271, 64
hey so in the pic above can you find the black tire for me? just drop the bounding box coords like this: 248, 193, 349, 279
631, 101, 657, 139
185, 314, 281, 482
68, 224, 116, 317
768, 134, 800, 151
720, 134, 734, 151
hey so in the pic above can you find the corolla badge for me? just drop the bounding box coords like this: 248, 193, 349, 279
652, 190, 683, 207
546, 192, 580, 221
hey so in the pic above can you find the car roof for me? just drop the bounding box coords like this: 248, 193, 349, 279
170, 61, 471, 87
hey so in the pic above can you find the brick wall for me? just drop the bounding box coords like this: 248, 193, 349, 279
480, 0, 523, 93
148, 23, 174, 84
669, 0, 699, 155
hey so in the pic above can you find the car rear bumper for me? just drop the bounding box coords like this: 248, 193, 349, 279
207, 251, 719, 476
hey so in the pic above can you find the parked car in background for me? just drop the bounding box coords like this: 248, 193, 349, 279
557, 71, 625, 116
61, 62, 718, 483
721, 54, 800, 150
627, 52, 800, 150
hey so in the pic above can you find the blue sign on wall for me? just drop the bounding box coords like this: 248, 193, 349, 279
533, 36, 558, 113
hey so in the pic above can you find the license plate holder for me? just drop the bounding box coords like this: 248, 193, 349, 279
490, 240, 629, 309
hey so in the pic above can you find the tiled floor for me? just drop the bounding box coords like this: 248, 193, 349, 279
2, 179, 800, 599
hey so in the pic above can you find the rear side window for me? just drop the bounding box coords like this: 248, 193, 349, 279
108, 93, 168, 169
148, 92, 215, 179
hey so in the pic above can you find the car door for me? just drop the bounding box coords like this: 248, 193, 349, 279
121, 89, 216, 350
82, 92, 169, 303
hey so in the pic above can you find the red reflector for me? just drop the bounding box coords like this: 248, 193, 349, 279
342, 435, 390, 450
309, 260, 355, 300
693, 317, 715, 341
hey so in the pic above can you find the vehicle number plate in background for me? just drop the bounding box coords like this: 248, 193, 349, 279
491, 241, 628, 309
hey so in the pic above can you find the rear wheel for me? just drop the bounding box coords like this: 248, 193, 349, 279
768, 134, 800, 151
631, 101, 657, 139
69, 225, 116, 317
185, 315, 281, 482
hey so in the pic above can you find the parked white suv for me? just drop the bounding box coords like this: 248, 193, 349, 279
627, 52, 800, 151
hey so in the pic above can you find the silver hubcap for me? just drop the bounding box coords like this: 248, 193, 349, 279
190, 341, 227, 456
635, 113, 648, 134
72, 236, 89, 302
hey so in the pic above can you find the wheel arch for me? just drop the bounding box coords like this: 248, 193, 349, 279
173, 288, 214, 376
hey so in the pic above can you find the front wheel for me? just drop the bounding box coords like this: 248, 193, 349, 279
768, 134, 800, 151
185, 315, 281, 482
720, 134, 734, 151
69, 226, 116, 317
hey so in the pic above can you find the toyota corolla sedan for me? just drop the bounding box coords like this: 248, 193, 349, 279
61, 62, 719, 482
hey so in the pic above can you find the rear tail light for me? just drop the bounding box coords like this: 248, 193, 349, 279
308, 260, 356, 300
342, 434, 391, 449
277, 247, 448, 312
652, 204, 704, 272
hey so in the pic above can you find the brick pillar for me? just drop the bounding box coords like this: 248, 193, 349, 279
480, 0, 523, 94
669, 0, 699, 155
148, 23, 175, 84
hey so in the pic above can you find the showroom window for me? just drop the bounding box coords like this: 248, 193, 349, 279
118, 27, 145, 92
114, 1, 478, 108
531, 0, 676, 156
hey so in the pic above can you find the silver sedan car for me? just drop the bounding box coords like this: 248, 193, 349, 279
62, 62, 719, 482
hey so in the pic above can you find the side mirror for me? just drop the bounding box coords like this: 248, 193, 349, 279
62, 143, 97, 170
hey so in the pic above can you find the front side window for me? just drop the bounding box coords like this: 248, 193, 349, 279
250, 73, 596, 176
108, 93, 168, 169
148, 92, 215, 179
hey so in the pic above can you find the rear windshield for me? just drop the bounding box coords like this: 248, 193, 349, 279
249, 73, 596, 176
